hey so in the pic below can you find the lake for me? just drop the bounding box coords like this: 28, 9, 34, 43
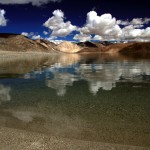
0, 53, 150, 148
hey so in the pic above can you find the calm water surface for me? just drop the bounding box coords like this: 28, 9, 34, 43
0, 53, 150, 147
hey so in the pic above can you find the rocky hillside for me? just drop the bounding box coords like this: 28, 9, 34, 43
0, 33, 55, 52
35, 39, 57, 51
0, 33, 150, 54
102, 43, 133, 53
119, 42, 150, 54
77, 41, 98, 48
55, 41, 83, 53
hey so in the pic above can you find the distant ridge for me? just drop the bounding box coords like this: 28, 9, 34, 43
0, 33, 150, 55
0, 33, 21, 38
55, 41, 82, 53
77, 41, 98, 48
0, 33, 55, 52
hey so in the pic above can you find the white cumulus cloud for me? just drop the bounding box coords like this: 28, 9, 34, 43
121, 25, 150, 41
0, 9, 7, 26
122, 25, 142, 39
74, 11, 122, 42
21, 32, 29, 37
75, 11, 150, 42
21, 32, 35, 37
23, 10, 150, 42
32, 35, 41, 40
43, 9, 77, 38
93, 35, 103, 41
21, 32, 41, 40
80, 11, 122, 37
0, 0, 61, 6
142, 27, 150, 38
117, 18, 150, 28
73, 33, 92, 42
46, 39, 64, 44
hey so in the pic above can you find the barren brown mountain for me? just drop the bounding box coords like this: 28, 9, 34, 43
0, 33, 55, 52
119, 42, 150, 54
35, 39, 57, 51
102, 43, 133, 53
1, 33, 150, 55
76, 41, 105, 53
77, 41, 98, 48
55, 41, 83, 53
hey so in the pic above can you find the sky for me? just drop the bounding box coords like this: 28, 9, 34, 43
0, 0, 150, 42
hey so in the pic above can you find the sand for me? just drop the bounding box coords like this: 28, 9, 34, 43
0, 51, 50, 57
0, 126, 149, 150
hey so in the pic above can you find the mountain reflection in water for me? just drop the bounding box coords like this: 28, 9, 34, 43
1, 53, 150, 95
0, 53, 150, 147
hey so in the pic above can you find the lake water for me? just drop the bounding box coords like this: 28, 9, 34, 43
0, 53, 150, 147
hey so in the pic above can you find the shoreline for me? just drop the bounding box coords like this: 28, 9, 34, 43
0, 126, 149, 150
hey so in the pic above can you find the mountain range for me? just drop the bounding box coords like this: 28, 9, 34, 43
0, 33, 150, 55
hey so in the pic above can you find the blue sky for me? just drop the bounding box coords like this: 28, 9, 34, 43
0, 0, 150, 42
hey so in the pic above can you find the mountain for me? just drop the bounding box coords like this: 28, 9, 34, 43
102, 43, 133, 53
55, 41, 83, 53
0, 33, 55, 52
99, 41, 114, 46
0, 33, 150, 55
35, 39, 57, 51
119, 42, 150, 54
118, 42, 150, 58
77, 41, 98, 48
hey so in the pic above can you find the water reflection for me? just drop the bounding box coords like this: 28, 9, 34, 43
0, 84, 11, 104
1, 53, 150, 96
46, 73, 78, 96
0, 53, 150, 147
0, 53, 80, 75
45, 61, 150, 95
12, 111, 35, 123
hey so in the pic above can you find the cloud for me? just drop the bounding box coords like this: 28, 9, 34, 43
74, 11, 122, 42
23, 10, 150, 42
117, 18, 150, 28
121, 25, 150, 41
93, 35, 103, 41
93, 34, 119, 41
73, 33, 92, 42
93, 26, 150, 42
142, 27, 150, 38
74, 11, 150, 42
0, 84, 11, 104
21, 32, 34, 37
0, 0, 61, 6
43, 31, 49, 35
116, 20, 129, 26
0, 9, 7, 26
32, 35, 41, 40
46, 39, 64, 44
80, 11, 122, 37
21, 32, 29, 37
21, 32, 41, 40
122, 25, 143, 39
43, 9, 77, 38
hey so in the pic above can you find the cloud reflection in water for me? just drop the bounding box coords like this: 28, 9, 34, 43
45, 61, 150, 96
0, 84, 11, 104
